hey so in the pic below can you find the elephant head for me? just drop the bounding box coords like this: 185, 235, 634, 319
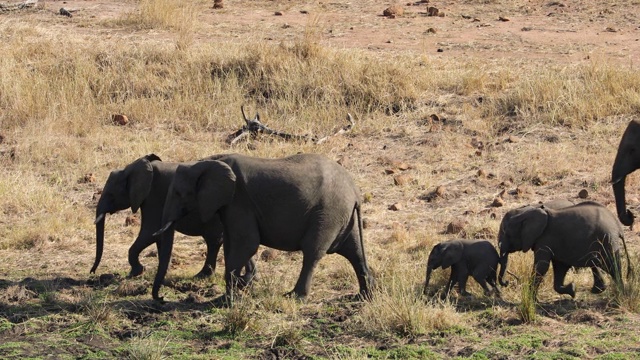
497, 207, 548, 286
90, 154, 161, 274
152, 160, 236, 301
423, 240, 463, 294
612, 119, 640, 227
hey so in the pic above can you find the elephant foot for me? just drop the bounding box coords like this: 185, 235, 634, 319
591, 283, 606, 294
554, 283, 576, 299
284, 290, 307, 301
194, 266, 214, 279
460, 291, 472, 297
128, 265, 145, 278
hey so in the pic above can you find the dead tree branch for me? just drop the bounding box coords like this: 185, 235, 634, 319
227, 106, 355, 145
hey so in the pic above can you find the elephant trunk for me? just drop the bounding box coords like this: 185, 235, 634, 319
612, 176, 635, 227
498, 252, 509, 287
152, 222, 175, 301
423, 267, 433, 295
91, 214, 106, 274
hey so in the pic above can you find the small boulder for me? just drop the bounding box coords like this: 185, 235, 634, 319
111, 114, 129, 126
578, 189, 589, 199
393, 174, 413, 186
213, 0, 223, 9
388, 203, 403, 211
383, 5, 404, 17
445, 219, 467, 234
261, 249, 278, 262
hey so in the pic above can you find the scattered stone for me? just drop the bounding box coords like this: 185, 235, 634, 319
274, 11, 283, 16
388, 203, 403, 211
605, 27, 618, 33
531, 175, 546, 186
79, 173, 96, 184
425, 27, 437, 34
491, 197, 505, 207
125, 215, 140, 227
427, 6, 439, 16
445, 219, 467, 234
477, 169, 487, 178
498, 16, 510, 21
506, 135, 519, 143
260, 249, 278, 262
111, 114, 129, 126
521, 26, 533, 31
385, 169, 396, 175
362, 218, 370, 229
300, 10, 309, 14
471, 137, 484, 150
435, 185, 446, 197
383, 5, 404, 17
437, 48, 444, 52
337, 155, 350, 167
578, 189, 589, 199
500, 180, 513, 188
59, 8, 72, 18
213, 0, 223, 9
0, 134, 4, 144
394, 174, 414, 186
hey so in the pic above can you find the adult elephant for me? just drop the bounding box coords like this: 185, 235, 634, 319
92, 154, 255, 281
152, 153, 373, 302
612, 119, 640, 227
498, 201, 630, 298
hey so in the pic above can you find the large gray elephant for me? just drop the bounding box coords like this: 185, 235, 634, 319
612, 119, 640, 227
499, 201, 630, 298
423, 239, 500, 297
152, 153, 373, 302
92, 154, 255, 280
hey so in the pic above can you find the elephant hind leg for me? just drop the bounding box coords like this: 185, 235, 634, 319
590, 265, 606, 294
335, 230, 373, 300
551, 260, 575, 298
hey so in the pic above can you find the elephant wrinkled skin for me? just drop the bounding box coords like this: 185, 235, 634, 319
153, 153, 374, 302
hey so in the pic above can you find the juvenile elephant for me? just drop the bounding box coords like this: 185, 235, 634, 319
497, 199, 575, 286
612, 119, 640, 227
153, 153, 373, 302
423, 239, 500, 297
92, 154, 255, 280
499, 201, 630, 298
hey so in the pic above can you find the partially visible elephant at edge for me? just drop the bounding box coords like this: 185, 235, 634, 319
612, 119, 640, 227
92, 154, 255, 281
424, 239, 500, 297
153, 153, 374, 302
499, 201, 630, 298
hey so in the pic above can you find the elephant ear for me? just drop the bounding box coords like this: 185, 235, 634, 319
124, 157, 154, 213
441, 241, 464, 269
192, 160, 237, 223
509, 208, 548, 252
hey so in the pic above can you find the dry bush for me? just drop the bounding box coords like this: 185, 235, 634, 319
127, 335, 170, 360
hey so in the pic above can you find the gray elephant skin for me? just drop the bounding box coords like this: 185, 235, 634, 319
497, 199, 575, 286
92, 154, 255, 280
499, 201, 630, 298
612, 119, 640, 227
424, 239, 500, 297
153, 153, 374, 302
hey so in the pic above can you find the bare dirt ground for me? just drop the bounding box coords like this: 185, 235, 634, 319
3, 0, 640, 359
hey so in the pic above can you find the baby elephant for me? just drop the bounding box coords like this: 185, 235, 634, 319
424, 239, 500, 297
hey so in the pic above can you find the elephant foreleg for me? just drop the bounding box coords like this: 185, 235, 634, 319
446, 267, 458, 296
533, 251, 552, 298
455, 264, 471, 296
551, 260, 575, 298
195, 233, 222, 279
127, 231, 155, 277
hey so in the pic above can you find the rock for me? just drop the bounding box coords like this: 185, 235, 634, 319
260, 249, 278, 262
491, 197, 505, 207
383, 5, 404, 17
79, 173, 96, 184
531, 175, 546, 186
274, 11, 283, 16
59, 8, 72, 17
111, 114, 129, 126
183, 292, 204, 304
506, 135, 519, 143
445, 219, 467, 234
435, 185, 446, 197
388, 203, 403, 211
477, 169, 487, 178
425, 27, 437, 34
213, 0, 223, 9
0, 134, 4, 144
393, 174, 413, 186
125, 215, 140, 226
578, 189, 589, 199
427, 6, 439, 16
362, 218, 370, 229
337, 155, 350, 167
498, 16, 510, 21
385, 169, 396, 175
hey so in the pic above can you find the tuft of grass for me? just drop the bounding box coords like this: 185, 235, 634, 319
127, 336, 170, 360
517, 275, 537, 323
610, 256, 640, 312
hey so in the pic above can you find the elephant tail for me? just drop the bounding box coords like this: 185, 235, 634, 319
620, 233, 634, 280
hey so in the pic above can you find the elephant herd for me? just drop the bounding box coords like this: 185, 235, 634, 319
92, 119, 640, 303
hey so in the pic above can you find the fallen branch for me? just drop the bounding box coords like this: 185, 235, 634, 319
227, 106, 355, 145
0, 0, 37, 12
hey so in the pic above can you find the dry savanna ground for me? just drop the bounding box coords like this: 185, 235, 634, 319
3, 0, 640, 358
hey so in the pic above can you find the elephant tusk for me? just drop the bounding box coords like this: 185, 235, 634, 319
94, 213, 105, 224
153, 221, 174, 237
611, 177, 623, 185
